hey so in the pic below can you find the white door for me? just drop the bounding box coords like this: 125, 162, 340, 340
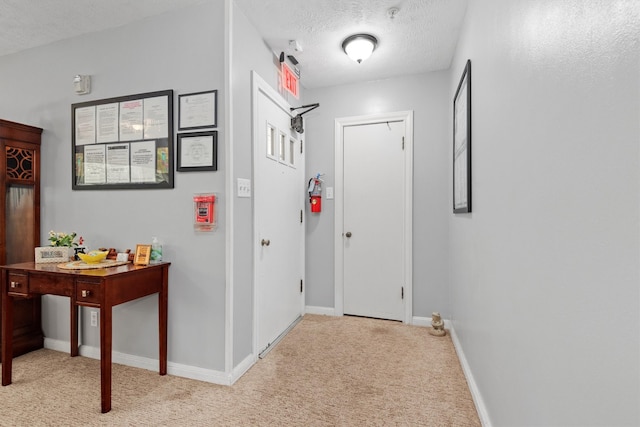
254, 74, 304, 356
342, 120, 407, 321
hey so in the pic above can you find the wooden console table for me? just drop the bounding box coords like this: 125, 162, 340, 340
1, 261, 170, 413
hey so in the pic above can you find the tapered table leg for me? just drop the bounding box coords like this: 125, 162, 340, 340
100, 305, 112, 413
159, 265, 168, 375
1, 288, 14, 386
70, 300, 79, 357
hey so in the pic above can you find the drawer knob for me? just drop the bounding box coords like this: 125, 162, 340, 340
81, 289, 91, 298
10, 281, 20, 288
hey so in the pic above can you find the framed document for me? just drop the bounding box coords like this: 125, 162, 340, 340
72, 90, 174, 190
453, 60, 472, 213
178, 90, 217, 130
134, 244, 152, 266
177, 131, 217, 172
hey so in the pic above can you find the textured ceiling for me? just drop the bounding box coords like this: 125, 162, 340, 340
0, 0, 205, 57
234, 0, 469, 88
0, 0, 468, 89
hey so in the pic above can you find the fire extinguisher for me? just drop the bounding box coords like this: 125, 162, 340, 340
308, 174, 323, 213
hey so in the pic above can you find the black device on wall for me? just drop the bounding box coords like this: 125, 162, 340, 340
290, 103, 320, 134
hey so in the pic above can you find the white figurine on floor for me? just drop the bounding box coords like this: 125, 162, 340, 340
429, 311, 446, 336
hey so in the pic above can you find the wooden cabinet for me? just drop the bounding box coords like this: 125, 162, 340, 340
0, 119, 44, 360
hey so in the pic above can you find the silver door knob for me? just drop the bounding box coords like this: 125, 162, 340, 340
261, 239, 271, 246
345, 232, 352, 238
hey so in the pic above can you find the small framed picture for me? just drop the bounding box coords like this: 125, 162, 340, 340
134, 244, 152, 265
35, 247, 70, 263
177, 131, 217, 172
178, 90, 217, 130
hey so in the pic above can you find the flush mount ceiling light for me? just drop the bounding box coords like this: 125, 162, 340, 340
342, 34, 378, 64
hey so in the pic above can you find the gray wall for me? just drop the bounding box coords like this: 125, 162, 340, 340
0, 1, 228, 371
304, 72, 451, 318
230, 2, 304, 366
449, 0, 640, 425
229, 1, 298, 367
2, 3, 637, 425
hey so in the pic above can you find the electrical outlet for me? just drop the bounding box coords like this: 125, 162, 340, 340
90, 311, 98, 327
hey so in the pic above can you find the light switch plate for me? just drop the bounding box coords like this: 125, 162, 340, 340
237, 178, 251, 198
326, 187, 334, 199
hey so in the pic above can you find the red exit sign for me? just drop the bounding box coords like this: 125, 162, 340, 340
281, 62, 299, 99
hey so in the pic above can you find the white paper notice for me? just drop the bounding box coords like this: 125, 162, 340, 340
130, 140, 156, 183
119, 99, 143, 141
84, 145, 106, 184
97, 103, 119, 143
106, 143, 130, 183
75, 106, 96, 145
144, 96, 169, 139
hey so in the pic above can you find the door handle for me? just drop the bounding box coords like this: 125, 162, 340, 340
345, 232, 352, 238
261, 239, 271, 246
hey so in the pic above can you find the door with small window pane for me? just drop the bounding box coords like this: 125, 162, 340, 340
254, 76, 304, 356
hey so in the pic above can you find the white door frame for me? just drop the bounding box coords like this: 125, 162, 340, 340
334, 111, 413, 324
252, 71, 305, 358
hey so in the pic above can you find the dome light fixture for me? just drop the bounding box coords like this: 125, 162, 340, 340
342, 34, 378, 64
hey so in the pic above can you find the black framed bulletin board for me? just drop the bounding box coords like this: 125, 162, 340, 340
72, 90, 174, 190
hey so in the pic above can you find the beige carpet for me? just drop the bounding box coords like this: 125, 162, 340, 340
0, 315, 480, 426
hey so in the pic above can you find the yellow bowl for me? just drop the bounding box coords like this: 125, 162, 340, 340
77, 250, 109, 264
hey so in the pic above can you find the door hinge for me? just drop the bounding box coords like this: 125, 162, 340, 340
401, 286, 404, 299
300, 140, 303, 154
402, 136, 405, 150
300, 209, 303, 223
300, 279, 303, 293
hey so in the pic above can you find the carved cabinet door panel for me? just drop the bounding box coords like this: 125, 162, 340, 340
0, 119, 44, 360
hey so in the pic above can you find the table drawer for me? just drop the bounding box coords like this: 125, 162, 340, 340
76, 281, 103, 305
7, 272, 28, 296
29, 273, 73, 296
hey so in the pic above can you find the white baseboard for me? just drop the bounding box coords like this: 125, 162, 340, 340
44, 338, 71, 353
448, 325, 493, 427
230, 353, 255, 385
412, 316, 431, 327
44, 338, 230, 386
167, 360, 230, 385
304, 305, 336, 316
412, 316, 452, 329
409, 319, 491, 426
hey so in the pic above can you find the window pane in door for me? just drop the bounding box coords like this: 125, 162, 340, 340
279, 133, 286, 162
267, 124, 276, 158
289, 138, 296, 166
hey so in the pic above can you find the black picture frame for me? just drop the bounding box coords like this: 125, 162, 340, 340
71, 89, 174, 190
453, 60, 471, 213
177, 131, 218, 172
178, 90, 217, 130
